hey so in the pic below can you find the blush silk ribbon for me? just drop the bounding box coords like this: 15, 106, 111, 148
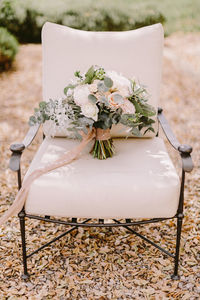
0, 128, 111, 226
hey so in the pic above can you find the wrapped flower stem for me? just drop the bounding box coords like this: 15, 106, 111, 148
91, 138, 114, 159
90, 128, 114, 159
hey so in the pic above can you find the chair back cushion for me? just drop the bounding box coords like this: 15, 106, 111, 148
42, 22, 164, 137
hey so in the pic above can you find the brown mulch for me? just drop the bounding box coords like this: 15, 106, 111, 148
0, 33, 199, 299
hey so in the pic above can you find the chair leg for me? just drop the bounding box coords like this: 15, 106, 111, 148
19, 210, 29, 280
171, 213, 183, 280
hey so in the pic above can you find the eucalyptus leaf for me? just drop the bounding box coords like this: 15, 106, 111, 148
44, 114, 50, 121
39, 101, 47, 109
110, 112, 121, 124
104, 77, 113, 88
100, 96, 109, 105
97, 81, 109, 92
88, 94, 97, 104
95, 112, 112, 129
113, 93, 124, 105
28, 116, 36, 126
79, 116, 94, 126
131, 127, 142, 137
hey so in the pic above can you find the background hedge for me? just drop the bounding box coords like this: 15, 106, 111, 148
0, 26, 18, 70
0, 0, 165, 43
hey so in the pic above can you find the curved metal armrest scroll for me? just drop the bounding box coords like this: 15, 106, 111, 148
157, 108, 194, 173
9, 124, 40, 172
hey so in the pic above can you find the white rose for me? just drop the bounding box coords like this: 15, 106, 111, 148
121, 100, 135, 114
81, 103, 99, 121
106, 71, 132, 97
119, 86, 131, 98
73, 85, 90, 106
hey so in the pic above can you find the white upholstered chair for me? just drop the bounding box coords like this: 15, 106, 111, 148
9, 22, 193, 279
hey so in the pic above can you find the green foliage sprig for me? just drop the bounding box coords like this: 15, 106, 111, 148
0, 26, 18, 70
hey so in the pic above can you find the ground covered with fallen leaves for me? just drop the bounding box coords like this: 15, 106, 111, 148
0, 33, 199, 299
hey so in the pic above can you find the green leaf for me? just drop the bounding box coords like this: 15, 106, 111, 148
144, 127, 155, 135
113, 94, 124, 105
74, 70, 82, 79
140, 103, 156, 117
39, 101, 47, 109
130, 79, 136, 91
79, 116, 94, 126
97, 81, 109, 92
44, 114, 50, 121
131, 127, 142, 137
140, 116, 155, 125
88, 94, 97, 104
95, 112, 112, 129
104, 77, 113, 88
100, 96, 109, 105
110, 111, 121, 124
131, 99, 143, 114
84, 66, 95, 84
64, 84, 75, 95
28, 116, 36, 126
131, 98, 156, 117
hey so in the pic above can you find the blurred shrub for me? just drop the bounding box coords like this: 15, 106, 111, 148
0, 0, 165, 43
0, 26, 18, 70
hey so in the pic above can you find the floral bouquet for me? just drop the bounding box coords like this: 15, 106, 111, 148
29, 66, 156, 159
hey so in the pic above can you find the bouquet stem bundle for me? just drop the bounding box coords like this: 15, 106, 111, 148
90, 128, 114, 159
90, 138, 114, 159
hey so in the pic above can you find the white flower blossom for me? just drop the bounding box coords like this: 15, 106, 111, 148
89, 80, 98, 93
106, 71, 132, 97
121, 100, 135, 114
81, 103, 99, 121
73, 85, 90, 106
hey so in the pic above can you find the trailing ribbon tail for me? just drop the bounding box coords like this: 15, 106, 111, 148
0, 129, 96, 226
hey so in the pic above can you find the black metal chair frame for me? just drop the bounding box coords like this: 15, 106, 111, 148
9, 107, 193, 280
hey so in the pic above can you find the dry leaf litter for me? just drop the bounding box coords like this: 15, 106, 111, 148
0, 33, 199, 299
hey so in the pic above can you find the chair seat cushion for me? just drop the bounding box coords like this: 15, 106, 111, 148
24, 137, 180, 219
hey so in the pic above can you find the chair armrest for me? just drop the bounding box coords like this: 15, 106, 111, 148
9, 124, 40, 171
157, 108, 194, 172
